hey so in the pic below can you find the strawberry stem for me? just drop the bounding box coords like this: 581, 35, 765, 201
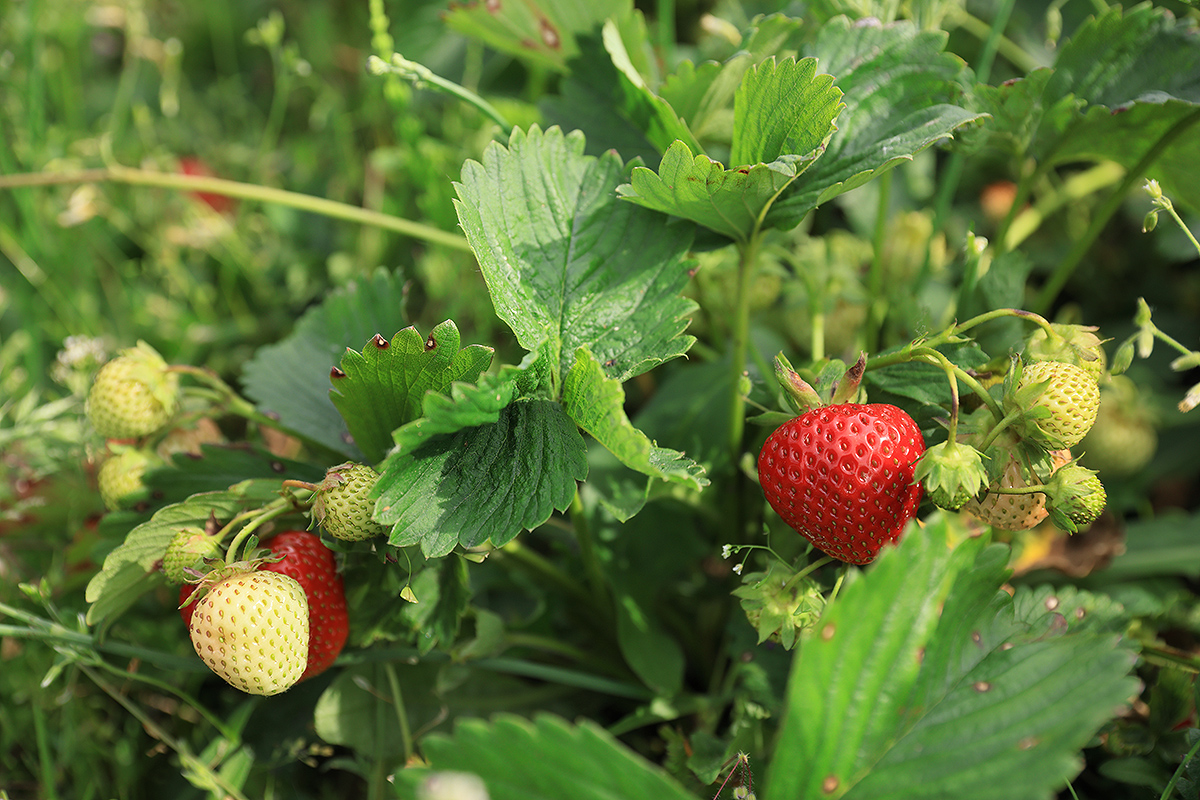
221, 497, 297, 564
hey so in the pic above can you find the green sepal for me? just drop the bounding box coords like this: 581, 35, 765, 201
774, 352, 822, 415
912, 440, 990, 511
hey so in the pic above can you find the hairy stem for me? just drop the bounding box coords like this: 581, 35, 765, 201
0, 165, 472, 252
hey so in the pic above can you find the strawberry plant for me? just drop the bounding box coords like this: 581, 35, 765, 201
2, 1, 1200, 799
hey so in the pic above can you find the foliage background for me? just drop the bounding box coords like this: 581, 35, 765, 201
2, 0, 1200, 798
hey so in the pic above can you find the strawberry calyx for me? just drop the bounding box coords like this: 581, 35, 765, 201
773, 351, 866, 415
912, 440, 989, 511
178, 557, 280, 610
1023, 323, 1108, 380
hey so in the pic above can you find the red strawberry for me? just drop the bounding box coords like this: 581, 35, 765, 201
758, 403, 925, 565
259, 531, 349, 680
178, 156, 235, 214
180, 530, 348, 680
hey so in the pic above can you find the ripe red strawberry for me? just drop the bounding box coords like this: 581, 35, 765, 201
314, 462, 387, 541
179, 530, 348, 681
178, 156, 236, 214
189, 569, 309, 695
258, 530, 349, 680
758, 403, 925, 565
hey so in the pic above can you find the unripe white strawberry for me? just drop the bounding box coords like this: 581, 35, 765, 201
313, 462, 387, 541
86, 341, 179, 439
963, 448, 1071, 531
97, 447, 160, 511
189, 570, 309, 695
1016, 361, 1100, 449
162, 527, 223, 584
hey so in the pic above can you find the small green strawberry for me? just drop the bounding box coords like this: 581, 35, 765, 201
189, 568, 309, 696
97, 447, 160, 511
1079, 376, 1157, 476
1009, 360, 1100, 449
162, 527, 223, 584
1024, 324, 1107, 380
912, 440, 989, 511
1045, 464, 1107, 533
86, 341, 180, 439
313, 462, 387, 541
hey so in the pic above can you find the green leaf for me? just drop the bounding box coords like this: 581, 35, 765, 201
541, 24, 702, 165
390, 372, 519, 456
864, 342, 989, 411
148, 444, 325, 505
392, 714, 697, 800
769, 18, 985, 228
241, 269, 410, 459
374, 399, 588, 558
614, 590, 685, 697
84, 479, 285, 625
443, 0, 631, 73
618, 57, 842, 242
388, 342, 559, 456
313, 663, 407, 761
563, 347, 707, 491
329, 320, 494, 465
764, 514, 1139, 800
453, 125, 697, 387
731, 56, 843, 167
618, 142, 811, 243
967, 6, 1200, 210
659, 14, 806, 148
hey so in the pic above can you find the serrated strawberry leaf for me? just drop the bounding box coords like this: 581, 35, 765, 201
373, 399, 588, 558
84, 479, 286, 626
659, 14, 806, 148
768, 18, 985, 228
240, 269, 410, 460
562, 347, 707, 492
389, 342, 556, 456
328, 320, 494, 466
764, 514, 1139, 800
453, 125, 697, 389
618, 57, 842, 242
391, 714, 697, 800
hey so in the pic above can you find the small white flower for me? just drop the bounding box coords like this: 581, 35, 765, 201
1180, 383, 1200, 413
732, 563, 744, 575
721, 545, 733, 559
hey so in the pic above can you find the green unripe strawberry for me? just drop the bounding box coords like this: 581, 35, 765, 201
86, 341, 179, 439
313, 462, 387, 541
1080, 376, 1157, 476
162, 527, 223, 584
1045, 464, 1107, 532
1024, 324, 1107, 380
97, 447, 160, 511
189, 569, 309, 695
1016, 361, 1101, 449
912, 440, 989, 511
